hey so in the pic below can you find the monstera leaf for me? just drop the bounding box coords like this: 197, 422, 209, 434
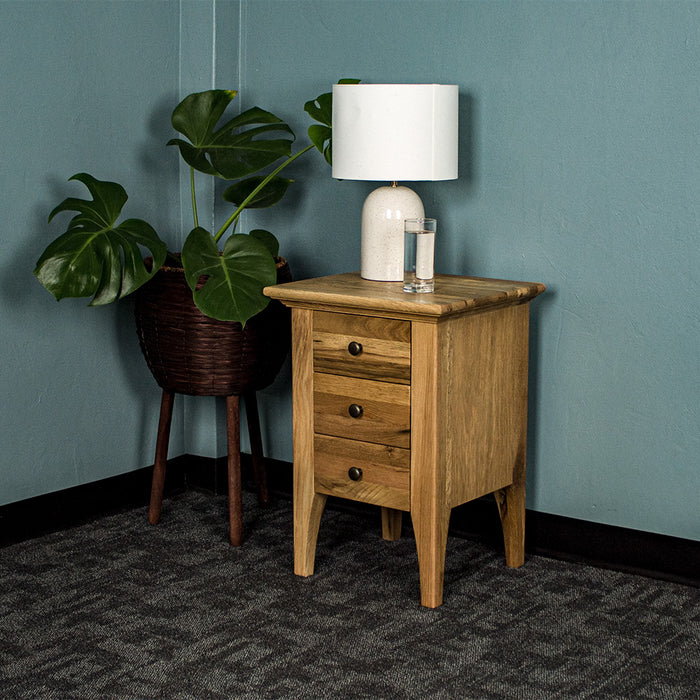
304, 78, 360, 165
249, 229, 280, 257
168, 90, 295, 180
222, 175, 294, 210
181, 227, 277, 325
304, 91, 333, 165
34, 173, 167, 305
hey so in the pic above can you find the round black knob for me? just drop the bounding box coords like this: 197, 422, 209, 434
348, 403, 363, 418
348, 341, 363, 356
348, 467, 363, 481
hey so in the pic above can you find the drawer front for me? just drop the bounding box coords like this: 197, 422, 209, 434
313, 311, 411, 384
314, 434, 410, 510
314, 373, 410, 448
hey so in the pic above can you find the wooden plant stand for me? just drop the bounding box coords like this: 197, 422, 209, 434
148, 389, 269, 546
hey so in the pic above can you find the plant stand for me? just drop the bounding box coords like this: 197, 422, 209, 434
148, 389, 269, 546
135, 258, 292, 546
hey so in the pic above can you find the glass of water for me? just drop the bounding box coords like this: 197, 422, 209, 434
403, 218, 436, 293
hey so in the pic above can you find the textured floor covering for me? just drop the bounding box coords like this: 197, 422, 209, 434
0, 490, 698, 699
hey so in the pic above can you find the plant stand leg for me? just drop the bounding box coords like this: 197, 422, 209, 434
244, 391, 269, 507
149, 390, 175, 525
226, 395, 243, 546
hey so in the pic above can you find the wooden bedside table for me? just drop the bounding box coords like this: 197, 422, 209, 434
264, 272, 545, 607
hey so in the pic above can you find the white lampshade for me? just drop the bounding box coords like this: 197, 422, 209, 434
332, 83, 458, 281
332, 83, 459, 181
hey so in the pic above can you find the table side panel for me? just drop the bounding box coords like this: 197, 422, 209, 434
441, 304, 531, 507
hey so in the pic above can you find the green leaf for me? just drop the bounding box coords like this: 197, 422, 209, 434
168, 90, 295, 180
181, 227, 276, 325
304, 91, 332, 127
249, 229, 280, 258
222, 175, 293, 210
305, 80, 360, 164
171, 89, 238, 149
308, 124, 332, 165
34, 173, 166, 305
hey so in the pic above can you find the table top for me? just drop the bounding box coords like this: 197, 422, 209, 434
264, 272, 545, 320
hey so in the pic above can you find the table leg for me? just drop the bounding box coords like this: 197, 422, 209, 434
294, 490, 327, 576
381, 507, 403, 541
410, 320, 451, 608
496, 458, 526, 568
412, 502, 451, 608
290, 306, 325, 576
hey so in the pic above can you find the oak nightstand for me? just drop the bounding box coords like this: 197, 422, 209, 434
264, 272, 545, 607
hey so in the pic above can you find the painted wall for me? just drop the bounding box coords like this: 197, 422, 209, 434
1, 0, 185, 505
239, 0, 700, 541
1, 0, 698, 543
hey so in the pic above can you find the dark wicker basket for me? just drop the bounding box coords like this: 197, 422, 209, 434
134, 258, 292, 396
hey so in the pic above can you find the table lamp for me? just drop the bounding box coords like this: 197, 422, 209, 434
332, 83, 458, 281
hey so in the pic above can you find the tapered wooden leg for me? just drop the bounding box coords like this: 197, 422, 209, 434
381, 507, 403, 541
290, 307, 327, 576
226, 395, 243, 547
496, 450, 526, 567
149, 390, 175, 525
294, 491, 327, 576
243, 391, 269, 507
411, 320, 450, 608
412, 503, 451, 608
495, 485, 525, 567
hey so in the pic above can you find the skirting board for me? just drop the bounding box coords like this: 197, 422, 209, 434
1, 454, 697, 588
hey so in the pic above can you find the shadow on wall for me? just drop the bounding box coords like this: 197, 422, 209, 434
139, 90, 182, 232
427, 90, 475, 277
525, 287, 556, 506
1, 174, 80, 311
459, 91, 475, 187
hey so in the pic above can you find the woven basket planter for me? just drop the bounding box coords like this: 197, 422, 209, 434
134, 257, 292, 396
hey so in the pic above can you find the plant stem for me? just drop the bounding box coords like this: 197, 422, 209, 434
190, 167, 199, 228
213, 143, 314, 243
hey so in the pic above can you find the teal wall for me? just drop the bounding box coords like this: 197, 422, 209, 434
1, 1, 698, 542
0, 0, 236, 503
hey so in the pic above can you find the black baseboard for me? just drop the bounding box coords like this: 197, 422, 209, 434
0, 454, 264, 548
447, 497, 700, 588
0, 456, 186, 548
1, 455, 697, 588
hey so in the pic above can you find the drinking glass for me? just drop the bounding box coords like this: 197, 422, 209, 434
403, 218, 436, 293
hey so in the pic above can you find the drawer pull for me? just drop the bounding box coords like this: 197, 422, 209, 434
347, 341, 363, 356
348, 403, 363, 418
348, 466, 363, 481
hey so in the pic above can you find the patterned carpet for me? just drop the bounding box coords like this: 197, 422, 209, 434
0, 490, 698, 699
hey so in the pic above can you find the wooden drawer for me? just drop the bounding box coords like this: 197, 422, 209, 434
313, 311, 410, 384
314, 373, 410, 448
314, 434, 410, 510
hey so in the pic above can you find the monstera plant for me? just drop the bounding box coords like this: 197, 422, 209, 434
34, 83, 348, 325
32, 82, 362, 548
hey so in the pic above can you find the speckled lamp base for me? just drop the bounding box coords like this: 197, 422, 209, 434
360, 184, 424, 281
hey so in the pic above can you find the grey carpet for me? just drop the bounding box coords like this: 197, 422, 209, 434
0, 490, 698, 699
